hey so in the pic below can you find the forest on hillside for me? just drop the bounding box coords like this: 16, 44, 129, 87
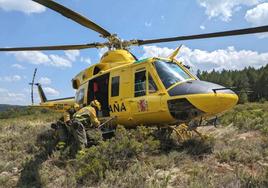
197, 64, 268, 103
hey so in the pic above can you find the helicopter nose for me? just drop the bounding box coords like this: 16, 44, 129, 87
168, 80, 238, 115
186, 91, 238, 115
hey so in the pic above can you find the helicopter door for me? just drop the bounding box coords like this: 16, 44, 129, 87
129, 66, 161, 125
109, 69, 131, 124
88, 73, 110, 117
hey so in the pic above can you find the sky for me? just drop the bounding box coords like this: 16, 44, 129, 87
0, 0, 268, 105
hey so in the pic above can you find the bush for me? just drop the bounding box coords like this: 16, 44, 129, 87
180, 137, 215, 157
72, 126, 160, 185
236, 167, 268, 187
220, 102, 268, 134
215, 139, 264, 164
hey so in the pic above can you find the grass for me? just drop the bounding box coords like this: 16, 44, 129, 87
0, 102, 268, 187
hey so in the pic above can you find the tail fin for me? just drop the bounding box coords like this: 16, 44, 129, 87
35, 83, 47, 103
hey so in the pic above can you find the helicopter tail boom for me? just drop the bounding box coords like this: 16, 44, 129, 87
35, 83, 47, 103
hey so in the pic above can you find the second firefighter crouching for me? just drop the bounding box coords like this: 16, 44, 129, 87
69, 100, 103, 151
51, 100, 103, 152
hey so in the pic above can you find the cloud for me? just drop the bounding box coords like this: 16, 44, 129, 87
9, 51, 50, 65
245, 3, 268, 25
245, 3, 268, 38
5, 86, 60, 105
0, 0, 46, 14
65, 50, 80, 61
7, 51, 79, 68
49, 54, 72, 67
80, 57, 92, 64
43, 87, 60, 97
98, 47, 109, 58
141, 46, 174, 59
200, 25, 206, 30
197, 0, 261, 21
11, 63, 25, 69
38, 77, 51, 85
0, 88, 26, 105
141, 45, 268, 72
0, 75, 21, 82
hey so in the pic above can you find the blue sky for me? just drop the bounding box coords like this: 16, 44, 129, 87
0, 0, 268, 105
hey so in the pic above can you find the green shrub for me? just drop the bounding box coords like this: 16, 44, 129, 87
216, 139, 263, 164
180, 137, 215, 156
221, 102, 268, 134
236, 167, 268, 188
72, 126, 160, 185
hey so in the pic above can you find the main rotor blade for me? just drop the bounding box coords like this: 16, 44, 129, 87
33, 0, 111, 37
0, 43, 98, 51
137, 25, 268, 45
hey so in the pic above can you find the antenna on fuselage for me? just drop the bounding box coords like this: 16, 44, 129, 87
168, 44, 182, 60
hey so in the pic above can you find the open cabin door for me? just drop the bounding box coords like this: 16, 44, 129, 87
88, 73, 110, 117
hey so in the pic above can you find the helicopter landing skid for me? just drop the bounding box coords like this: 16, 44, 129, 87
170, 124, 193, 142
170, 124, 207, 142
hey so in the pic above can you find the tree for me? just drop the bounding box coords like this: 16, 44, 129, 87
239, 91, 248, 104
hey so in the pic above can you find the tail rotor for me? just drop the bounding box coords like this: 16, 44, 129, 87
29, 68, 37, 105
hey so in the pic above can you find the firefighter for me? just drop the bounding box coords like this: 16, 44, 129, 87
51, 103, 80, 149
70, 100, 102, 152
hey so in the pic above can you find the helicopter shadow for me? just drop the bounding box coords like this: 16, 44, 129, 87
16, 129, 57, 188
154, 129, 214, 157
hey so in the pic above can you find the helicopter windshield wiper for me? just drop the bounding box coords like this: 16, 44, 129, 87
212, 87, 236, 94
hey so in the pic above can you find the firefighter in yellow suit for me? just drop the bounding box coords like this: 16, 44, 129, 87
70, 100, 102, 151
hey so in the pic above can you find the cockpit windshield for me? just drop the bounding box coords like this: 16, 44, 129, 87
154, 61, 193, 89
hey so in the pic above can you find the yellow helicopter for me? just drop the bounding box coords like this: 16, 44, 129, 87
1, 0, 268, 140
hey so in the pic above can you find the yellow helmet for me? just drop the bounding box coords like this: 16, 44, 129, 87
73, 103, 80, 111
90, 100, 101, 111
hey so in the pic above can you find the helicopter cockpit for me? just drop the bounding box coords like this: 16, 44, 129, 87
153, 60, 195, 89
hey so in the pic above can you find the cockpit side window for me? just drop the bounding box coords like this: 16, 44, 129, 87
154, 61, 192, 89
135, 70, 146, 97
75, 88, 85, 105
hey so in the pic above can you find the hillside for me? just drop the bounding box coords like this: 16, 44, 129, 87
0, 103, 268, 188
0, 104, 24, 112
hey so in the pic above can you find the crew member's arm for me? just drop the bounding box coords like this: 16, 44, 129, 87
88, 108, 100, 128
